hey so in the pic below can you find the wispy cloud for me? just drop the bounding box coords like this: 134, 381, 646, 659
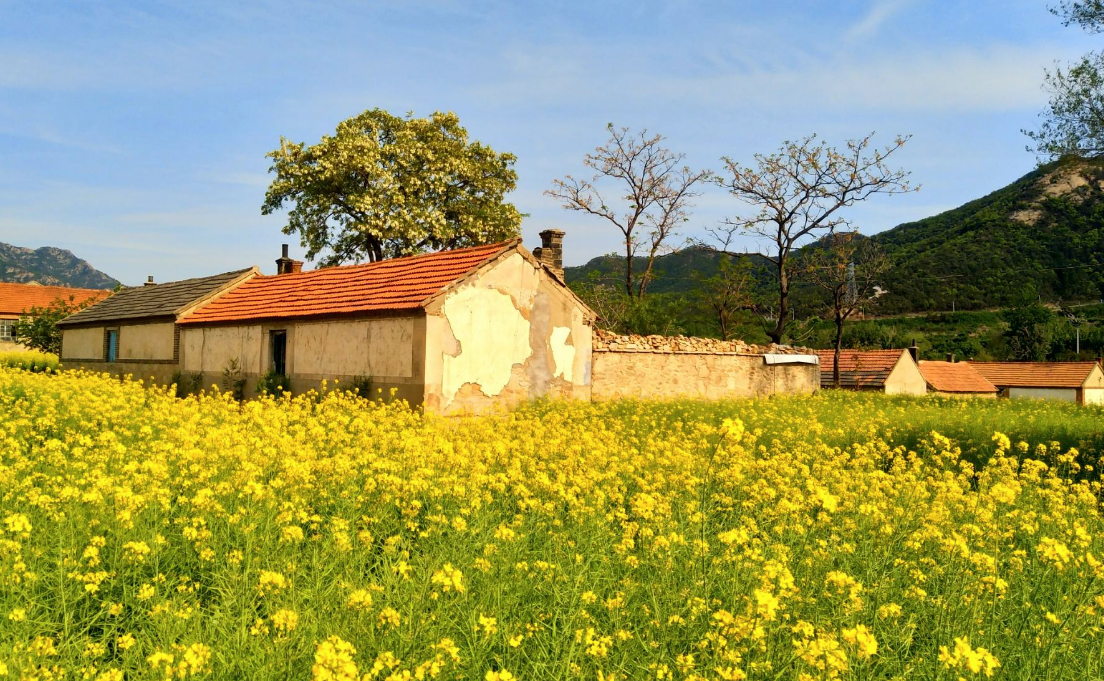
846, 0, 914, 40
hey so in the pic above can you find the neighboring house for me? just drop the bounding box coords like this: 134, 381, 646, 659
176, 234, 595, 413
968, 362, 1104, 404
815, 348, 927, 395
0, 282, 110, 352
917, 360, 998, 398
57, 269, 258, 384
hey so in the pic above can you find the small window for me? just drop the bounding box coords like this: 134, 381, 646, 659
107, 330, 118, 362
270, 331, 287, 375
0, 320, 14, 342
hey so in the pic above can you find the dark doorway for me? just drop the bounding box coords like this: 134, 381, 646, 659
270, 331, 287, 375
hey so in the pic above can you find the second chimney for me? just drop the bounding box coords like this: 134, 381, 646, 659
276, 244, 304, 275
907, 340, 919, 363
538, 229, 565, 279
144, 276, 155, 286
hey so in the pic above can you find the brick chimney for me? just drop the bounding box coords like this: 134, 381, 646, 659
144, 276, 155, 286
907, 340, 919, 363
537, 229, 565, 278
276, 244, 304, 275
946, 352, 956, 363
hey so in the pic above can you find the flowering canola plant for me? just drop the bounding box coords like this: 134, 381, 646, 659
1, 368, 1104, 680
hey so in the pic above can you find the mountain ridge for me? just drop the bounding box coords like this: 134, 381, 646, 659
0, 242, 120, 289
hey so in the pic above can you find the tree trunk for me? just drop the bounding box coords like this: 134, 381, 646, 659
624, 240, 635, 297
833, 311, 844, 389
769, 263, 788, 344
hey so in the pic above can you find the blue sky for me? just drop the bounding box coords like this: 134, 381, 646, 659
0, 0, 1097, 285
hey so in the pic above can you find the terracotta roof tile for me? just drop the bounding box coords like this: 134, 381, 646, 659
918, 361, 998, 393
967, 361, 1100, 388
58, 269, 254, 327
0, 283, 110, 317
815, 349, 905, 389
179, 241, 518, 325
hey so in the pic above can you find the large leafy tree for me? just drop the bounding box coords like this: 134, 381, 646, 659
1026, 2, 1104, 157
263, 109, 522, 265
707, 133, 913, 344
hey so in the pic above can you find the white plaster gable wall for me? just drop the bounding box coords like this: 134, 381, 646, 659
440, 284, 532, 408
549, 326, 575, 380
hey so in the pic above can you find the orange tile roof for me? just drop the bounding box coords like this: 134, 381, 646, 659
918, 361, 998, 393
815, 349, 906, 388
967, 361, 1100, 389
0, 282, 111, 317
180, 241, 519, 325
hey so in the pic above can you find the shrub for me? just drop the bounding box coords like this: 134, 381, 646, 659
0, 351, 59, 373
257, 369, 292, 396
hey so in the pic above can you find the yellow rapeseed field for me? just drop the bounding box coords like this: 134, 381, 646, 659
1, 368, 1104, 680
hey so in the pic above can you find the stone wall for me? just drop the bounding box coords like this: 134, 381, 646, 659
591, 349, 819, 401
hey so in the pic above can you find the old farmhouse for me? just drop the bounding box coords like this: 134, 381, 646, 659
175, 235, 594, 413
815, 348, 926, 395
57, 269, 258, 384
0, 282, 109, 351
968, 361, 1104, 404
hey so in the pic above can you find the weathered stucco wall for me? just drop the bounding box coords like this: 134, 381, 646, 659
61, 327, 104, 360
589, 351, 819, 400
884, 357, 927, 396
181, 325, 263, 375
423, 252, 592, 414
180, 315, 425, 403
1008, 387, 1078, 402
292, 317, 415, 378
118, 322, 176, 361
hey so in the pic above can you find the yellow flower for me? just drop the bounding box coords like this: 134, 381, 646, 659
117, 633, 137, 651
431, 563, 465, 593
258, 570, 288, 595
841, 625, 878, 658
271, 608, 299, 636
485, 671, 515, 681
347, 589, 374, 611
313, 636, 359, 681
7, 608, 26, 622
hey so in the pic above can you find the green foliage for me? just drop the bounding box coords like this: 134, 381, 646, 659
257, 370, 291, 396
0, 351, 59, 372
1003, 297, 1060, 360
12, 293, 100, 355
263, 109, 521, 265
221, 359, 246, 401
349, 375, 374, 400
1027, 1, 1104, 158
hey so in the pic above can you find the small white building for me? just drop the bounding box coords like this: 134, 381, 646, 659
968, 362, 1104, 404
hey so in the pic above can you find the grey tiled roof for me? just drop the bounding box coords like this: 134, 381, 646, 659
58, 269, 253, 326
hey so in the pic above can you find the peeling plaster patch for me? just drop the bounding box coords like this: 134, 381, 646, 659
441, 285, 532, 407
550, 326, 574, 379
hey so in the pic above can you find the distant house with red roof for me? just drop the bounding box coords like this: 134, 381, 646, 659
0, 282, 111, 351
174, 231, 594, 413
815, 348, 926, 395
917, 360, 998, 398
968, 361, 1104, 404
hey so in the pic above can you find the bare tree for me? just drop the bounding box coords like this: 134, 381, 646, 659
698, 256, 756, 340
707, 133, 913, 344
547, 124, 709, 298
802, 232, 889, 388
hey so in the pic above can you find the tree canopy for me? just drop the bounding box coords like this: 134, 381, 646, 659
263, 109, 522, 266
1027, 2, 1104, 158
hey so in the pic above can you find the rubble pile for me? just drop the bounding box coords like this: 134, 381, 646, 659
592, 329, 813, 355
